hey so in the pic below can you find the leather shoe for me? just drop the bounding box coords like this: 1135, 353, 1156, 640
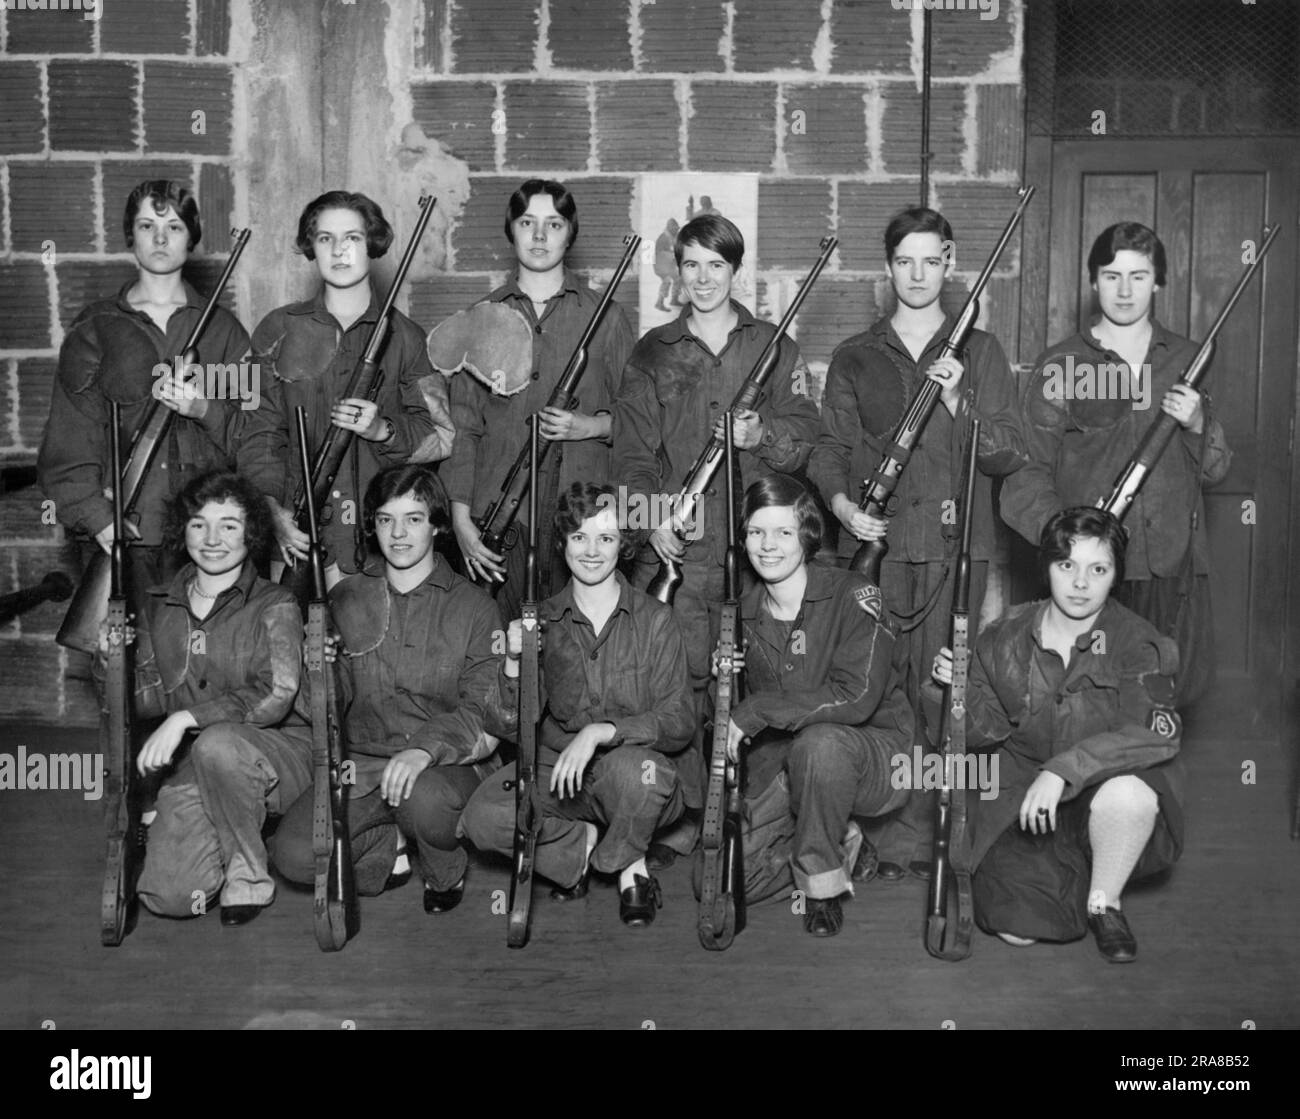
1088, 906, 1137, 963
619, 874, 662, 927
876, 860, 907, 883
422, 879, 464, 914
220, 904, 263, 927
908, 859, 933, 881
645, 843, 678, 872
549, 869, 589, 902
803, 895, 844, 937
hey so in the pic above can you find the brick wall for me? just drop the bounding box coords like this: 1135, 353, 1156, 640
407, 0, 1027, 370
1, 0, 1026, 725
0, 0, 242, 724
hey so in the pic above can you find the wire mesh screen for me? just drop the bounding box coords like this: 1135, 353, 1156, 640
1027, 0, 1300, 138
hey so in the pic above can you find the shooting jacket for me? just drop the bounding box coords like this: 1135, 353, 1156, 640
38, 282, 249, 545
926, 598, 1185, 870
729, 561, 913, 744
613, 301, 821, 569
809, 314, 1027, 564
1000, 319, 1231, 579
487, 573, 695, 766
238, 287, 451, 573
127, 560, 306, 730
324, 555, 504, 796
442, 268, 634, 517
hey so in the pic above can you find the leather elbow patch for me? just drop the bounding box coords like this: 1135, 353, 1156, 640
1149, 707, 1180, 739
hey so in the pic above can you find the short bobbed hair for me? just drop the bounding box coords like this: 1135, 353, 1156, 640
558, 482, 636, 562
1087, 221, 1167, 287
740, 475, 823, 563
1039, 506, 1129, 589
295, 190, 394, 260
362, 464, 450, 537
504, 179, 579, 246
163, 471, 274, 568
124, 180, 201, 251
674, 213, 744, 271
883, 207, 953, 263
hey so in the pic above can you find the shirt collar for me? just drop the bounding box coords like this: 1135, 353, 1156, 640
286, 284, 382, 326
358, 551, 456, 593
1028, 599, 1120, 655
495, 266, 584, 304
739, 560, 838, 619
1080, 316, 1174, 355
541, 570, 635, 625
155, 559, 258, 607
114, 279, 209, 318
657, 299, 760, 345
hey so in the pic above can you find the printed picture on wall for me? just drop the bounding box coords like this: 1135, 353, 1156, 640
636, 173, 760, 333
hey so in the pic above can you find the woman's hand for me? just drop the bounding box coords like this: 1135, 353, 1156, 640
832, 494, 888, 542
381, 748, 432, 807
550, 723, 614, 799
331, 397, 388, 442
136, 710, 197, 775
925, 354, 966, 413
1019, 770, 1066, 834
931, 646, 953, 686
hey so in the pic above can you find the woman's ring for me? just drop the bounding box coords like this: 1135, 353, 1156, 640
1036, 807, 1048, 816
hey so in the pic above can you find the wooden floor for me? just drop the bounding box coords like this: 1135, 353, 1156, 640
1, 716, 1296, 1031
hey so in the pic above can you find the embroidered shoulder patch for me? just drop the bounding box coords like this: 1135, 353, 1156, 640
1149, 708, 1180, 739
853, 583, 882, 620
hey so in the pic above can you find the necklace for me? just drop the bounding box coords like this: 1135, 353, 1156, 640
188, 579, 220, 600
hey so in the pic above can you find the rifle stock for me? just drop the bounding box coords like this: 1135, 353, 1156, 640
1099, 223, 1279, 521
58, 228, 253, 653
297, 406, 359, 951
648, 236, 837, 604
507, 414, 543, 948
851, 187, 1035, 584
698, 413, 746, 950
925, 418, 978, 962
479, 234, 642, 556
101, 402, 139, 947
284, 196, 436, 594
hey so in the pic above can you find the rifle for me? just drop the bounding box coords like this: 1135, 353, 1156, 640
506, 414, 543, 948
851, 186, 1035, 584
101, 402, 139, 947
478, 234, 642, 556
0, 571, 72, 626
1099, 223, 1278, 520
648, 236, 837, 604
297, 406, 359, 951
283, 195, 436, 593
57, 228, 253, 653
925, 418, 979, 962
698, 413, 746, 950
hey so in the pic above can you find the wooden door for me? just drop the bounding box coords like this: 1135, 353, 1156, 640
1040, 140, 1299, 732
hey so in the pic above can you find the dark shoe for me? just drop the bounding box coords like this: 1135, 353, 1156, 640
1088, 906, 1137, 963
220, 904, 263, 927
645, 843, 678, 872
876, 860, 907, 883
908, 859, 933, 881
619, 874, 662, 927
803, 895, 844, 937
549, 868, 589, 902
384, 868, 412, 892
852, 836, 879, 882
422, 878, 464, 914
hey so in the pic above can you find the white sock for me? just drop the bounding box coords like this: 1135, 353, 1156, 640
619, 857, 648, 891
393, 832, 409, 875
582, 822, 598, 863
141, 809, 157, 826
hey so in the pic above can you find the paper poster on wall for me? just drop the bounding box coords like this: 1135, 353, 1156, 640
636, 173, 760, 334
